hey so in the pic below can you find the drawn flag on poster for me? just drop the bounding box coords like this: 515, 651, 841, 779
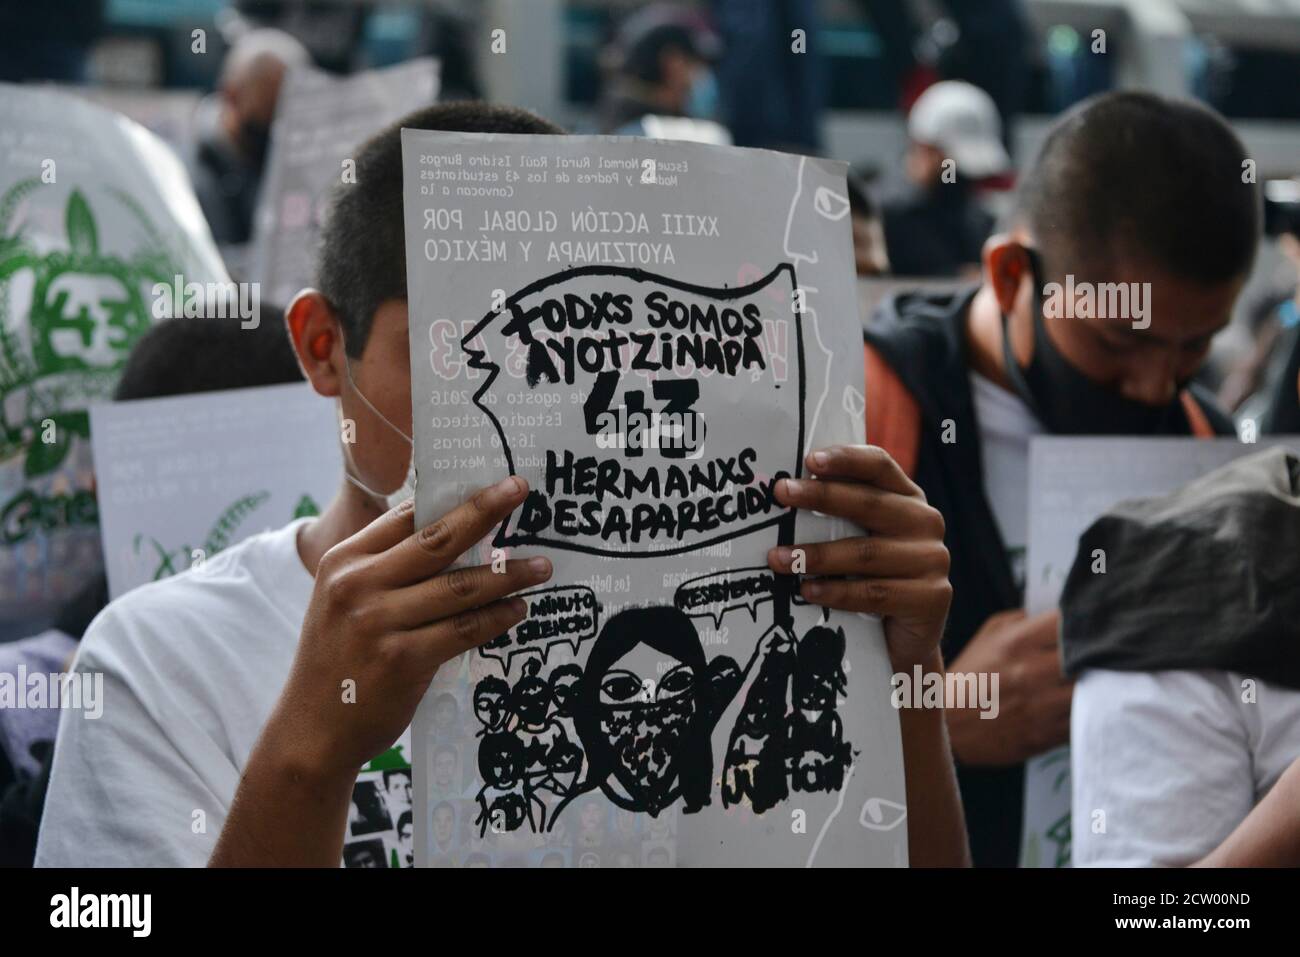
0, 84, 227, 632
250, 58, 439, 306
401, 131, 907, 867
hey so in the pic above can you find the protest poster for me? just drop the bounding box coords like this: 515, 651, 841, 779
60, 86, 203, 157
0, 84, 227, 635
400, 131, 907, 867
89, 382, 342, 599
250, 58, 439, 305
1020, 435, 1300, 867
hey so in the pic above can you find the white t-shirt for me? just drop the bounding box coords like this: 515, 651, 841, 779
969, 371, 1043, 589
36, 520, 315, 867
1071, 668, 1300, 866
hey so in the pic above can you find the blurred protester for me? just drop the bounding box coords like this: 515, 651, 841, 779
1261, 322, 1300, 433
881, 81, 1006, 277
863, 91, 1258, 866
846, 173, 890, 277
601, 5, 727, 143
188, 28, 310, 245
0, 309, 301, 867
710, 0, 824, 151
1220, 192, 1300, 431
862, 0, 1029, 133
1065, 446, 1300, 866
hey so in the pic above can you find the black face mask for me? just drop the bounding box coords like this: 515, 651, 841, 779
1000, 246, 1187, 436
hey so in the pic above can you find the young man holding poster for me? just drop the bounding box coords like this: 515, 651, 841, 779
863, 91, 1259, 866
37, 104, 967, 868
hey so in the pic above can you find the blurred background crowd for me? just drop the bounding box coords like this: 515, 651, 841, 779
6, 0, 1300, 872
5, 0, 1300, 422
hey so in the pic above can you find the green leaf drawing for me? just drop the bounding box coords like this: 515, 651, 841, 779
292, 494, 320, 518
24, 428, 71, 477
202, 492, 271, 555
52, 410, 90, 439
365, 744, 410, 772
65, 190, 98, 258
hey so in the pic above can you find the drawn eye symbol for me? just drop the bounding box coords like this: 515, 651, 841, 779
859, 797, 907, 831
658, 664, 694, 699
600, 671, 643, 704
813, 186, 851, 221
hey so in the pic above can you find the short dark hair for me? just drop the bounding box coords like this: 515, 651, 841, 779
1017, 91, 1260, 284
316, 102, 565, 357
114, 308, 302, 400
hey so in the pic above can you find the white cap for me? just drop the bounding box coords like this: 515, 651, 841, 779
907, 81, 1011, 179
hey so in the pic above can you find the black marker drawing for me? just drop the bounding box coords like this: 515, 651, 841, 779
455, 259, 854, 838
460, 262, 808, 559
570, 606, 742, 817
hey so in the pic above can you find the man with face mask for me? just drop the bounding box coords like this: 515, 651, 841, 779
37, 101, 968, 868
862, 90, 1259, 866
188, 28, 310, 245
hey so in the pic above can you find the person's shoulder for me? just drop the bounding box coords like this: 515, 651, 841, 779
77, 520, 310, 675
1073, 668, 1239, 734
864, 283, 977, 393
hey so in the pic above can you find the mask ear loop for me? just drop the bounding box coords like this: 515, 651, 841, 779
339, 354, 415, 502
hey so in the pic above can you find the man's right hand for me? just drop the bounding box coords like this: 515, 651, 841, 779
213, 475, 552, 866
944, 608, 1073, 767
273, 475, 550, 781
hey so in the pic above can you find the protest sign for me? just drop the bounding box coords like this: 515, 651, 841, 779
61, 86, 203, 156
401, 131, 906, 867
89, 382, 341, 599
0, 84, 227, 634
250, 58, 439, 305
1021, 435, 1300, 867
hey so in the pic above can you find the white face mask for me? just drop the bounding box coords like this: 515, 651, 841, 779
341, 356, 417, 510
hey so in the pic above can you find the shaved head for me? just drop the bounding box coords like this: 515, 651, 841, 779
1017, 91, 1260, 285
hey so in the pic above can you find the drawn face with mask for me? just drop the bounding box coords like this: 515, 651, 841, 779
997, 241, 1240, 435
573, 607, 741, 817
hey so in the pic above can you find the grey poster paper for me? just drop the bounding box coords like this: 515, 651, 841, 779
250, 58, 439, 306
90, 382, 342, 599
401, 131, 906, 867
0, 84, 227, 633
1020, 435, 1300, 867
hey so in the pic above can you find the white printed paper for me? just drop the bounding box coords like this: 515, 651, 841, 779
402, 131, 906, 867
90, 382, 341, 598
251, 58, 439, 305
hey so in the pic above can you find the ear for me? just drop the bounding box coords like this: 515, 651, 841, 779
982, 233, 1031, 315
285, 289, 345, 398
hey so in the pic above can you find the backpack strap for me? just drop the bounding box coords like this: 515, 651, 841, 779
1179, 390, 1217, 439
864, 341, 922, 479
